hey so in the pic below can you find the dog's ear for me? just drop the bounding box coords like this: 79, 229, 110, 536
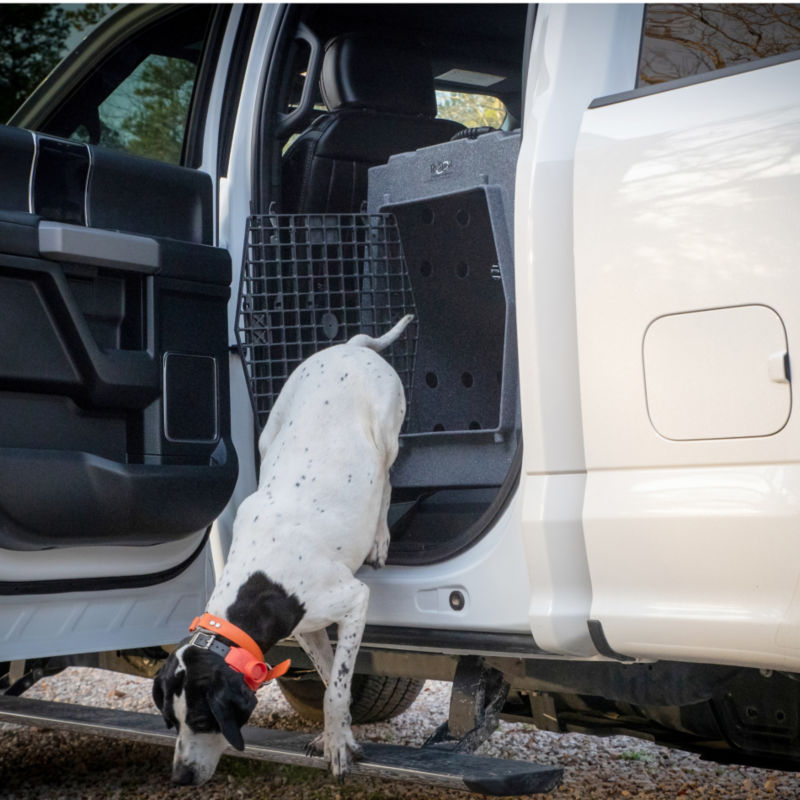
206, 671, 257, 751
152, 657, 183, 729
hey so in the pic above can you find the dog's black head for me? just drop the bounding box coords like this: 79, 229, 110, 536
153, 643, 257, 785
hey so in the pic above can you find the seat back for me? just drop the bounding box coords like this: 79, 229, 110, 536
282, 32, 463, 213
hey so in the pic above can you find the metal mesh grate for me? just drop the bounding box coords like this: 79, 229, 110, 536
235, 212, 417, 430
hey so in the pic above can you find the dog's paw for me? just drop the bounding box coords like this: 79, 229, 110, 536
365, 538, 389, 570
328, 729, 364, 781
305, 733, 325, 758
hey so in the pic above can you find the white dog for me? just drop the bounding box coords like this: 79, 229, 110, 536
153, 315, 413, 785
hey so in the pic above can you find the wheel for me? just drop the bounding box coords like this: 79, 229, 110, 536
278, 674, 425, 724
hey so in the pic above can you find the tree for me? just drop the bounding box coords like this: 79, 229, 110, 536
63, 4, 116, 32
435, 90, 508, 129
640, 4, 800, 85
0, 5, 70, 122
122, 57, 197, 164
0, 4, 116, 123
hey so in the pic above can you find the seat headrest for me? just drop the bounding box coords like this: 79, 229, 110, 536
320, 33, 437, 117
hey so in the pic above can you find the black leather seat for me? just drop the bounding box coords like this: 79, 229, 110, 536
282, 32, 464, 213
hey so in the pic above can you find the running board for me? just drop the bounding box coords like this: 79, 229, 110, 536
0, 695, 562, 795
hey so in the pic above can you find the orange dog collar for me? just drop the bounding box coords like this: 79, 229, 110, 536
191, 613, 265, 661
189, 613, 291, 691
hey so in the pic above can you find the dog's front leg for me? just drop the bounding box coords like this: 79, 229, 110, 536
298, 629, 337, 759
322, 579, 369, 779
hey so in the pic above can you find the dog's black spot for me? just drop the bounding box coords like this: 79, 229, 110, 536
226, 572, 306, 653
183, 647, 256, 749
152, 656, 184, 730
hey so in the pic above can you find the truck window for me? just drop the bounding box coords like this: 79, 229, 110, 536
38, 6, 214, 165
435, 89, 507, 129
639, 3, 800, 87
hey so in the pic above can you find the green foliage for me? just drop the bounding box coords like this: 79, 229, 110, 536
618, 749, 655, 762
436, 90, 507, 129
0, 5, 70, 122
120, 56, 197, 164
63, 4, 116, 31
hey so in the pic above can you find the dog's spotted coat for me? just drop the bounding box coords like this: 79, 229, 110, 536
153, 316, 412, 785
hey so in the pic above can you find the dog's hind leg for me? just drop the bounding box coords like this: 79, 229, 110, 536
365, 478, 392, 569
295, 629, 334, 686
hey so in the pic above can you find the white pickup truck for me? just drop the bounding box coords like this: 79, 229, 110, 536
2, 3, 800, 790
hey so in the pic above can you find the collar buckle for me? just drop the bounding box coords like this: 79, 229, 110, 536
190, 630, 216, 650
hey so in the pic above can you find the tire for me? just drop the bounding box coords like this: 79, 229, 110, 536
278, 674, 425, 724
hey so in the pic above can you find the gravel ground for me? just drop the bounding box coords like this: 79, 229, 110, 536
2, 667, 800, 799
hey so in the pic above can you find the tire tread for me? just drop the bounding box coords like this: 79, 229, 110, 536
278, 675, 425, 724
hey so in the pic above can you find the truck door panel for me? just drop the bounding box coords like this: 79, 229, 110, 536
0, 124, 236, 550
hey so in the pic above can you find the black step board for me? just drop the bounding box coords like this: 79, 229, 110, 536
0, 695, 562, 796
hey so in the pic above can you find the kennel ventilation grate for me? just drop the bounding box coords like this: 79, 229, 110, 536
235, 212, 418, 430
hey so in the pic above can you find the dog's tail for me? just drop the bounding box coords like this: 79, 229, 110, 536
348, 314, 414, 352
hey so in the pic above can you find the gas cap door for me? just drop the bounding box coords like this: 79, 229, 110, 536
643, 304, 790, 441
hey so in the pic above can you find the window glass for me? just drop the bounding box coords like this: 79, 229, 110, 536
70, 54, 198, 163
42, 7, 212, 164
639, 4, 800, 87
435, 90, 507, 129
